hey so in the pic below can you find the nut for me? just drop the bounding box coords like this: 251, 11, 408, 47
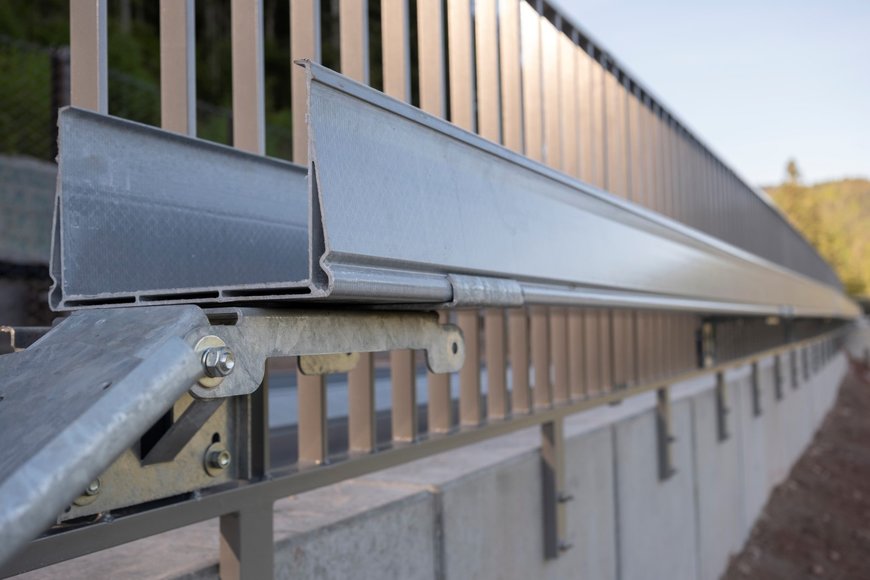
85, 479, 101, 495
202, 346, 235, 378
72, 478, 101, 506
207, 449, 231, 470
204, 442, 231, 477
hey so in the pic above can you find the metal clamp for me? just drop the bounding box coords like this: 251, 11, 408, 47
188, 308, 465, 399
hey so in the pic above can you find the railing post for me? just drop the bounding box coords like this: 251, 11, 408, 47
773, 354, 784, 400
656, 386, 676, 480
750, 361, 762, 416
541, 417, 571, 559
715, 372, 730, 442
219, 503, 274, 580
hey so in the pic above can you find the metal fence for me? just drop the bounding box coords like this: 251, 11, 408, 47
0, 34, 293, 163
0, 0, 859, 578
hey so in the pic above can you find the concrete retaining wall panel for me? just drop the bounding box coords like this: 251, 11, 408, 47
615, 398, 698, 580
562, 426, 618, 580
272, 482, 438, 580
737, 368, 768, 538
692, 382, 745, 580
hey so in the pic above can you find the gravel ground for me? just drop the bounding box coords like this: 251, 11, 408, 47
723, 357, 870, 580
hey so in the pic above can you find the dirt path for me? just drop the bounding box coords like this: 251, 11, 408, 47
722, 359, 870, 580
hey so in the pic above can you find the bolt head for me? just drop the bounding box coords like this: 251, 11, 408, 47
85, 479, 100, 496
202, 347, 235, 378
207, 449, 231, 470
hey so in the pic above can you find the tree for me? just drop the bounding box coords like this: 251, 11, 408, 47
785, 158, 801, 185
768, 173, 870, 297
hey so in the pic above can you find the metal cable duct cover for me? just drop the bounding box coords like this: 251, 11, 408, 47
49, 63, 859, 319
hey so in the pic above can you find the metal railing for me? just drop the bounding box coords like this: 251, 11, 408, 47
0, 1, 860, 578
0, 34, 294, 164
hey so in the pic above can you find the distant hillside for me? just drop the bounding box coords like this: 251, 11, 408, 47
766, 175, 870, 296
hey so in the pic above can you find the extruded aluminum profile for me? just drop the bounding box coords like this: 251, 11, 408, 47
50, 63, 859, 319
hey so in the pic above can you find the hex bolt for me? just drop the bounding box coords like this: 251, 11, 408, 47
201, 346, 235, 378
85, 479, 101, 496
207, 448, 231, 471
73, 478, 102, 506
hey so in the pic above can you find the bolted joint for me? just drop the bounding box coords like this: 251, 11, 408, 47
204, 442, 231, 477
201, 346, 235, 378
207, 448, 231, 470
194, 335, 235, 388
84, 479, 101, 496
72, 478, 101, 507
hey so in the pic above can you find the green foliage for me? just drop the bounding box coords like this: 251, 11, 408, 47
0, 42, 52, 158
767, 166, 870, 297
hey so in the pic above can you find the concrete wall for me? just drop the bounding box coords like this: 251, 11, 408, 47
23, 346, 853, 580
0, 154, 55, 266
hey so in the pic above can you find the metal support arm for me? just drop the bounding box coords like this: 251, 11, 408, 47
0, 306, 465, 570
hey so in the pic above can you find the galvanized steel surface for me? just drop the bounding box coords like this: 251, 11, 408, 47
189, 308, 466, 399
0, 305, 207, 566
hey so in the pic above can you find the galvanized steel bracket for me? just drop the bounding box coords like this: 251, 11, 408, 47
189, 308, 465, 399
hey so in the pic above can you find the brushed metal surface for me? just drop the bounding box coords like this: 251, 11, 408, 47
49, 67, 858, 319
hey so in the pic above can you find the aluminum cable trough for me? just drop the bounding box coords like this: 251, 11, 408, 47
50, 61, 858, 319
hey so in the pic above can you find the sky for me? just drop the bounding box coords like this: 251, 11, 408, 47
550, 0, 870, 186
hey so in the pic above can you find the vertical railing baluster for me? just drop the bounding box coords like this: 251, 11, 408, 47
520, 2, 543, 163
559, 33, 579, 178
509, 309, 532, 413
348, 350, 376, 453
605, 69, 633, 391
500, 1, 528, 416
486, 310, 509, 419
417, 0, 445, 116
231, 0, 266, 154
416, 3, 452, 434
550, 308, 569, 404
381, 0, 420, 440
222, 2, 274, 576
499, 0, 524, 152
531, 307, 551, 408
458, 311, 482, 425
542, 23, 573, 406
475, 0, 500, 141
540, 18, 560, 169
448, 0, 474, 129
447, 0, 482, 427
568, 309, 585, 400
382, 0, 411, 101
429, 314, 454, 433
340, 0, 369, 84
291, 0, 326, 465
341, 0, 376, 454
160, 0, 196, 135
576, 44, 598, 398
475, 0, 508, 421
392, 349, 418, 441
70, 0, 107, 113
